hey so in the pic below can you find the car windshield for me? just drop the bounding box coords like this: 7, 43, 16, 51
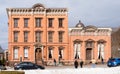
109, 58, 115, 61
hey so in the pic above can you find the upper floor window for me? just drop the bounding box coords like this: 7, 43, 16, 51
24, 31, 29, 42
35, 18, 42, 27
48, 31, 54, 42
24, 18, 29, 28
35, 31, 42, 42
14, 31, 19, 42
58, 18, 64, 27
58, 31, 64, 42
14, 18, 19, 28
48, 18, 53, 27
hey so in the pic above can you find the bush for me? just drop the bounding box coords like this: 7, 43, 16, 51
0, 58, 6, 65
0, 71, 24, 74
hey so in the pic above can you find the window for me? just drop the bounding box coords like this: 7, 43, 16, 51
48, 18, 53, 27
48, 47, 53, 59
24, 31, 29, 42
24, 47, 28, 58
24, 18, 29, 27
74, 43, 81, 59
35, 18, 42, 27
58, 18, 64, 27
48, 31, 53, 42
58, 47, 64, 59
14, 31, 19, 42
58, 31, 64, 42
13, 47, 18, 59
98, 43, 104, 59
35, 31, 42, 42
14, 18, 19, 28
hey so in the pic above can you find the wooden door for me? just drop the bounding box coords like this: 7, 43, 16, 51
86, 48, 92, 60
35, 48, 42, 61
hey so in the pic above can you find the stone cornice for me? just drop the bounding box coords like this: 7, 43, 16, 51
6, 8, 68, 16
6, 3, 68, 17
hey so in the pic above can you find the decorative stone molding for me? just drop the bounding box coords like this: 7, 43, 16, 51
6, 3, 68, 16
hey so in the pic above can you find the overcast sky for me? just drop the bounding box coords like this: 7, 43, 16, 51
0, 0, 120, 49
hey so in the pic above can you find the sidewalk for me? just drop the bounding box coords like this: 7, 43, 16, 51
45, 63, 108, 69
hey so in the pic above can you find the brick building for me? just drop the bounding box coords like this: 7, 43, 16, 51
69, 21, 112, 63
7, 3, 112, 66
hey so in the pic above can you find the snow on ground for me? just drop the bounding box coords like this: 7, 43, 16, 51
24, 67, 120, 74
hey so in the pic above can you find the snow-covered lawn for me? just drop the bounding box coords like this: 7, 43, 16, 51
25, 67, 120, 74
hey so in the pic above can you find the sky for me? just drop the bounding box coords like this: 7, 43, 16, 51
0, 0, 120, 49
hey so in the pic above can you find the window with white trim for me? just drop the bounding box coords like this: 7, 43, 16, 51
74, 43, 81, 59
98, 43, 104, 59
13, 48, 18, 59
24, 47, 28, 58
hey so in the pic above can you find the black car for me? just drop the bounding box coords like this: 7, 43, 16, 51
14, 62, 45, 70
0, 65, 6, 70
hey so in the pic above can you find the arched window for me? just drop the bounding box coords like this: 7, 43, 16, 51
97, 40, 106, 60
73, 39, 82, 59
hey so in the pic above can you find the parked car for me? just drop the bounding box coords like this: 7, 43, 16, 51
0, 64, 6, 70
14, 62, 45, 70
107, 58, 120, 67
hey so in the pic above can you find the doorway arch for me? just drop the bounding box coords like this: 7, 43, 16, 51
35, 48, 42, 64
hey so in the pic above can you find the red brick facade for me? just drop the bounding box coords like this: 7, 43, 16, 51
7, 3, 112, 66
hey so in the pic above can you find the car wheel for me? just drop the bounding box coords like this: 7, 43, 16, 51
37, 68, 41, 69
19, 68, 22, 70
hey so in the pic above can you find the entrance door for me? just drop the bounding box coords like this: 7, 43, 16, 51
86, 48, 92, 60
35, 48, 42, 63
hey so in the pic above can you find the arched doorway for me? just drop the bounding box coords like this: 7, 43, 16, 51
35, 48, 42, 64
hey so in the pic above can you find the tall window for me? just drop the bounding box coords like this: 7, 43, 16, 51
48, 18, 53, 27
48, 31, 53, 42
58, 47, 64, 59
14, 18, 19, 28
24, 47, 28, 58
35, 31, 42, 42
58, 31, 64, 42
74, 43, 81, 59
24, 18, 29, 27
58, 18, 64, 27
14, 31, 19, 42
35, 18, 42, 27
13, 47, 18, 59
48, 47, 53, 59
24, 31, 29, 42
98, 43, 104, 60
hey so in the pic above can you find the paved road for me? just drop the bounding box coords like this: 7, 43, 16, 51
6, 63, 108, 70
